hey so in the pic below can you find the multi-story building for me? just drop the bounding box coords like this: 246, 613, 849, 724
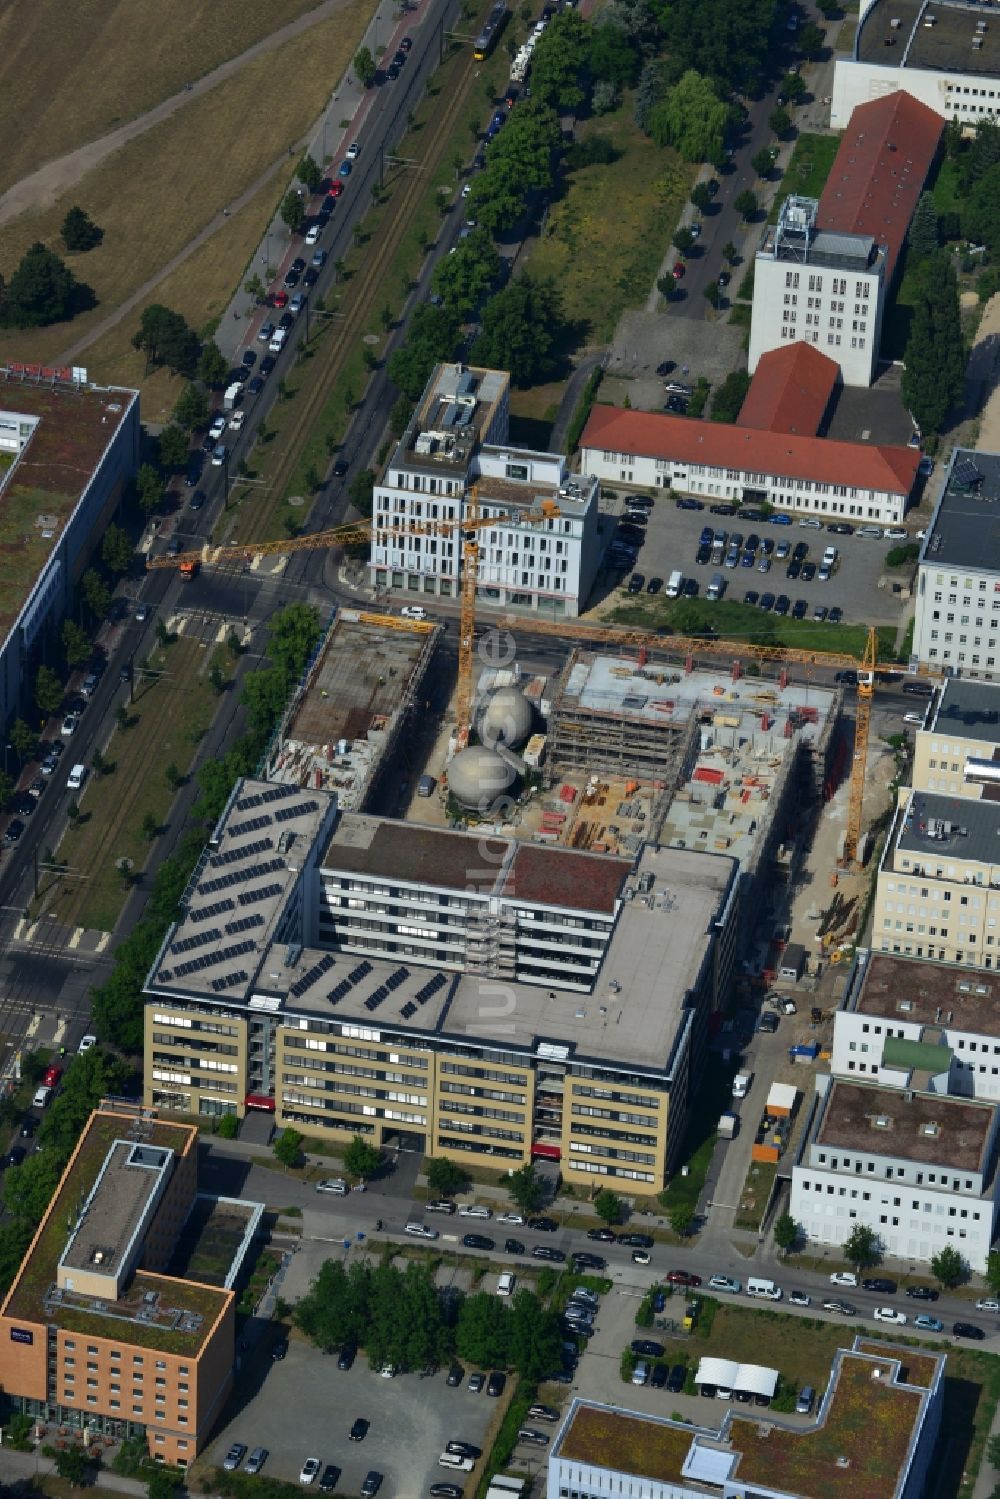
911, 677, 1000, 800
832, 0, 1000, 129
369, 362, 602, 618
913, 449, 1000, 680
750, 94, 942, 385
145, 781, 741, 1187
873, 787, 1000, 967
833, 949, 1000, 1102
550, 1340, 944, 1499
790, 1075, 1000, 1270
0, 1104, 247, 1466
0, 366, 140, 728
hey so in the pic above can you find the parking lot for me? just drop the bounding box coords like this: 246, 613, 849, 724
605, 497, 908, 626
207, 1339, 498, 1497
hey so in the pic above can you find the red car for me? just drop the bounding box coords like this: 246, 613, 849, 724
272, 290, 289, 308
672, 262, 685, 280
327, 181, 344, 199
43, 1065, 63, 1089
665, 1269, 702, 1287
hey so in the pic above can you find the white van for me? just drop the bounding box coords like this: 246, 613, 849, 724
746, 1277, 782, 1301
67, 763, 87, 791
438, 1454, 475, 1472
666, 569, 683, 598
269, 327, 288, 354
33, 1085, 53, 1109
631, 1360, 649, 1386
497, 1271, 516, 1297
821, 545, 838, 569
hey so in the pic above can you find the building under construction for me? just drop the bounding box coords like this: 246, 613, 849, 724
266, 610, 439, 810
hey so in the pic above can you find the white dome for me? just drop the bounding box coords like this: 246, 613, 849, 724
479, 687, 533, 749
448, 746, 517, 810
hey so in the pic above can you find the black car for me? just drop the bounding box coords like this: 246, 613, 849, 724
350, 1419, 369, 1442
650, 1364, 668, 1389
19, 1116, 36, 1138
319, 1466, 340, 1493
248, 376, 265, 396
271, 1339, 288, 1361
835, 669, 858, 685
792, 541, 809, 562
242, 349, 257, 368
656, 360, 675, 376
446, 1363, 464, 1386
862, 1278, 897, 1295
3, 818, 25, 845
801, 561, 817, 582
529, 1217, 558, 1233
759, 592, 776, 611
710, 503, 736, 516
791, 598, 807, 618
827, 522, 853, 534
283, 268, 301, 289
4, 1146, 26, 1169
696, 544, 712, 565
905, 1286, 939, 1301
362, 1474, 382, 1499
571, 1253, 606, 1271
828, 606, 843, 624
758, 1011, 779, 1033
618, 1233, 654, 1249
291, 257, 306, 274
333, 458, 349, 477
260, 355, 276, 377
487, 1372, 506, 1397
667, 1364, 687, 1393
279, 312, 294, 330
631, 1339, 664, 1358
587, 1228, 616, 1242
392, 49, 407, 66
646, 576, 663, 594
184, 462, 202, 488
676, 497, 703, 510
201, 432, 216, 453
954, 1322, 985, 1340
504, 1237, 526, 1255
189, 489, 206, 511
682, 577, 698, 597
773, 594, 790, 616
627, 574, 645, 594
744, 589, 760, 606
785, 559, 801, 580
463, 1233, 495, 1251
387, 60, 401, 78
338, 1343, 356, 1370
532, 1246, 565, 1263
10, 793, 35, 818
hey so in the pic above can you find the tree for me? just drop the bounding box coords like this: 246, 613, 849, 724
62, 618, 91, 669
198, 340, 229, 388
752, 147, 775, 179
136, 463, 165, 517
61, 204, 103, 253
908, 192, 940, 262
431, 229, 503, 318
507, 1163, 545, 1215
781, 71, 806, 102
509, 1290, 563, 1380
674, 226, 696, 256
158, 424, 191, 470
456, 1291, 511, 1368
35, 664, 63, 719
267, 602, 322, 679
147, 1469, 179, 1499
1, 241, 88, 328
703, 280, 722, 309
798, 21, 825, 59
691, 182, 715, 213
280, 191, 306, 234
987, 1251, 1000, 1297
473, 276, 563, 388
9, 717, 35, 765
901, 254, 965, 437
589, 20, 640, 89
53, 1447, 90, 1486
131, 303, 200, 377
773, 1211, 798, 1252
274, 1127, 305, 1168
173, 382, 208, 432
298, 153, 323, 193
634, 58, 665, 131
530, 10, 590, 110
82, 567, 111, 622
768, 106, 791, 136
962, 162, 1000, 257
710, 369, 751, 422
344, 1136, 383, 1180
734, 189, 758, 221
354, 45, 376, 88
648, 71, 729, 164
102, 522, 132, 575
843, 1223, 881, 1272
141, 811, 160, 841
722, 241, 738, 265
0, 769, 12, 809
930, 1245, 965, 1289
426, 1156, 469, 1197
669, 1204, 695, 1237
594, 1188, 623, 1225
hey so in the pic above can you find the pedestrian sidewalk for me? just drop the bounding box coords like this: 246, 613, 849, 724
0, 1446, 147, 1495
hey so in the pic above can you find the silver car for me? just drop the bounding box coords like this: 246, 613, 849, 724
246, 1448, 269, 1475
224, 1444, 247, 1471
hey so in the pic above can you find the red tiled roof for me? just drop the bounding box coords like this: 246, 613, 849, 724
506, 844, 631, 915
817, 90, 944, 284
580, 404, 919, 496
738, 343, 839, 437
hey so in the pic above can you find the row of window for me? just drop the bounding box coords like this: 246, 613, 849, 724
798, 1180, 982, 1218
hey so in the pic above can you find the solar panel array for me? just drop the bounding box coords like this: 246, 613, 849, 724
275, 799, 318, 823
414, 973, 447, 1005
211, 969, 248, 992
239, 882, 283, 906
191, 898, 235, 923
291, 952, 335, 998
228, 813, 273, 840
173, 938, 258, 980
235, 783, 300, 813
327, 959, 374, 1008
400, 1002, 418, 1019
212, 837, 271, 868
226, 913, 264, 935
349, 961, 373, 984
199, 857, 285, 896
171, 927, 221, 955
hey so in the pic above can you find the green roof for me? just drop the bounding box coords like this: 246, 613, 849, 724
882, 1036, 952, 1073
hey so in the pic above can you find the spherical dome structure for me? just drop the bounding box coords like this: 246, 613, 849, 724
479, 686, 533, 749
448, 746, 517, 810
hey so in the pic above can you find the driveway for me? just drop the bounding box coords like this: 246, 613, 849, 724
208, 1338, 497, 1496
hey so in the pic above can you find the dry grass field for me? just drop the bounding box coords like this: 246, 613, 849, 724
0, 0, 325, 195
0, 0, 373, 380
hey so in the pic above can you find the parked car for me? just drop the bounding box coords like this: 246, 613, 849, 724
863, 1278, 898, 1295
246, 1449, 269, 1475
631, 1339, 664, 1358
953, 1322, 986, 1340
531, 1245, 565, 1262
708, 1275, 741, 1294
822, 1300, 857, 1316
873, 1306, 907, 1325
463, 1234, 496, 1251
666, 1270, 702, 1287
914, 1315, 943, 1332
905, 1286, 939, 1301
830, 1271, 858, 1287
224, 1445, 248, 1472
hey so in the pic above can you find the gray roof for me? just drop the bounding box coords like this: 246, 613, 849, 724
895, 788, 1000, 869
929, 678, 1000, 748
920, 449, 1000, 571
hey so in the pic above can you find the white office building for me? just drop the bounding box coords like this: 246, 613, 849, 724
832, 0, 1000, 128
369, 363, 601, 618
913, 449, 1000, 680
791, 1075, 1000, 1271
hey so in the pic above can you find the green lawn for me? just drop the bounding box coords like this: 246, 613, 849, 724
608, 595, 900, 662
930, 155, 963, 220
881, 258, 921, 361
526, 105, 694, 341
768, 133, 841, 223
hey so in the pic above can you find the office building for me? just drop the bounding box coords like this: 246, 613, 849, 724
911, 677, 1000, 800
913, 449, 1000, 680
144, 782, 740, 1187
833, 0, 1000, 128
750, 93, 943, 385
550, 1343, 944, 1499
873, 787, 1000, 967
0, 1104, 249, 1466
369, 362, 601, 618
790, 1075, 1000, 1271
834, 949, 1000, 1102
0, 366, 140, 729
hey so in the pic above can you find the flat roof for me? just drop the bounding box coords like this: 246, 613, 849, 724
815, 1078, 994, 1171
389, 362, 508, 476
506, 842, 630, 916
738, 343, 839, 437
859, 0, 1000, 76
151, 778, 336, 1000
1, 1108, 228, 1356
921, 449, 1000, 570
59, 1139, 172, 1280
851, 952, 1000, 1035
927, 677, 1000, 748
895, 788, 1000, 869
0, 373, 137, 640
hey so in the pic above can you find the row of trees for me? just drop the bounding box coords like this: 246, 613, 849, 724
294, 1256, 563, 1380
773, 1215, 971, 1291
